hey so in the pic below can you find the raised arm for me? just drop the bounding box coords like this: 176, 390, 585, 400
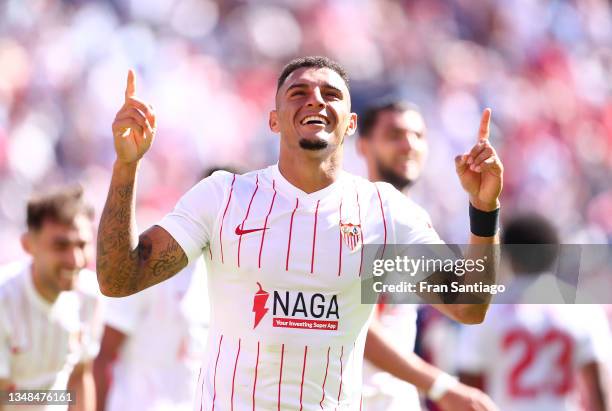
433, 109, 502, 324
97, 70, 187, 297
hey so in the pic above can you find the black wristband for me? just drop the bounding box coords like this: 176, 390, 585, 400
469, 203, 500, 237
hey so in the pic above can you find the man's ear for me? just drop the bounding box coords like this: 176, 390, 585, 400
269, 110, 280, 133
345, 112, 358, 136
21, 232, 34, 255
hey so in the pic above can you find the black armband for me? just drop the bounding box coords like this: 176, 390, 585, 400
469, 203, 499, 237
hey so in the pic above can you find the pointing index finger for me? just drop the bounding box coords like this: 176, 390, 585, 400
478, 108, 492, 141
125, 69, 135, 103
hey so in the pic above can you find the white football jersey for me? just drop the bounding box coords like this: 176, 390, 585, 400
0, 262, 103, 410
457, 304, 612, 411
104, 258, 209, 411
158, 164, 441, 410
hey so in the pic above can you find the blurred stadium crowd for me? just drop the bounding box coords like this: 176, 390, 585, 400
0, 0, 611, 263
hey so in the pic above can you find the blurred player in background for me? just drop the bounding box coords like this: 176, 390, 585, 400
92, 167, 237, 411
357, 100, 497, 411
457, 214, 611, 411
0, 186, 102, 411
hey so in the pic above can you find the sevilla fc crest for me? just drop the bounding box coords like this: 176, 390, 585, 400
340, 222, 362, 251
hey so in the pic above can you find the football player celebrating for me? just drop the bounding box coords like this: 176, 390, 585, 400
97, 56, 503, 409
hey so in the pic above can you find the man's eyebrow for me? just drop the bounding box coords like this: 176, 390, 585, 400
285, 83, 344, 95
51, 236, 70, 245
322, 84, 343, 95
390, 126, 424, 137
52, 235, 85, 245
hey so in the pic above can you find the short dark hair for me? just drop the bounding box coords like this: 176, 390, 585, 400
359, 100, 421, 138
502, 213, 560, 274
277, 56, 350, 92
27, 185, 94, 231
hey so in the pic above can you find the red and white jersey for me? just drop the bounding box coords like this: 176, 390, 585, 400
104, 258, 209, 411
457, 304, 612, 411
0, 262, 103, 410
158, 164, 441, 410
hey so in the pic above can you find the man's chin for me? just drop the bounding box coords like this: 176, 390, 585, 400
57, 273, 78, 290
376, 162, 414, 191
57, 281, 76, 292
299, 137, 329, 151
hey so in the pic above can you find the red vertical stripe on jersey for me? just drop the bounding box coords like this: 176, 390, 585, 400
231, 338, 241, 411
252, 341, 260, 411
285, 198, 299, 271
336, 346, 344, 404
375, 185, 387, 259
258, 180, 277, 268
208, 245, 213, 260
356, 189, 364, 276
319, 346, 331, 409
211, 335, 223, 411
238, 175, 260, 267
278, 343, 285, 411
337, 200, 343, 276
299, 345, 309, 411
219, 174, 237, 263
310, 200, 320, 274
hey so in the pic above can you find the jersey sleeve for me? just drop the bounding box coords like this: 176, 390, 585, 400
157, 171, 232, 264
378, 183, 443, 245
103, 291, 148, 335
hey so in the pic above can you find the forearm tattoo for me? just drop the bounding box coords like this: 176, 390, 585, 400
97, 178, 186, 296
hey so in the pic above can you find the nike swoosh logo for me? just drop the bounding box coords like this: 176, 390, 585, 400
235, 225, 268, 235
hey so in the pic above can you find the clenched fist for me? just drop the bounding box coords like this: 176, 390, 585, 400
112, 70, 157, 164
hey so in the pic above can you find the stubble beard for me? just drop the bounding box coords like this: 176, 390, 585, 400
299, 138, 329, 151
374, 157, 415, 191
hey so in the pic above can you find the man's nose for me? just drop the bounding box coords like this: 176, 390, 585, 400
306, 89, 325, 107
64, 247, 86, 269
398, 133, 419, 152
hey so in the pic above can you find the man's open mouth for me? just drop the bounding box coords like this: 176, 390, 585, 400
300, 115, 329, 126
